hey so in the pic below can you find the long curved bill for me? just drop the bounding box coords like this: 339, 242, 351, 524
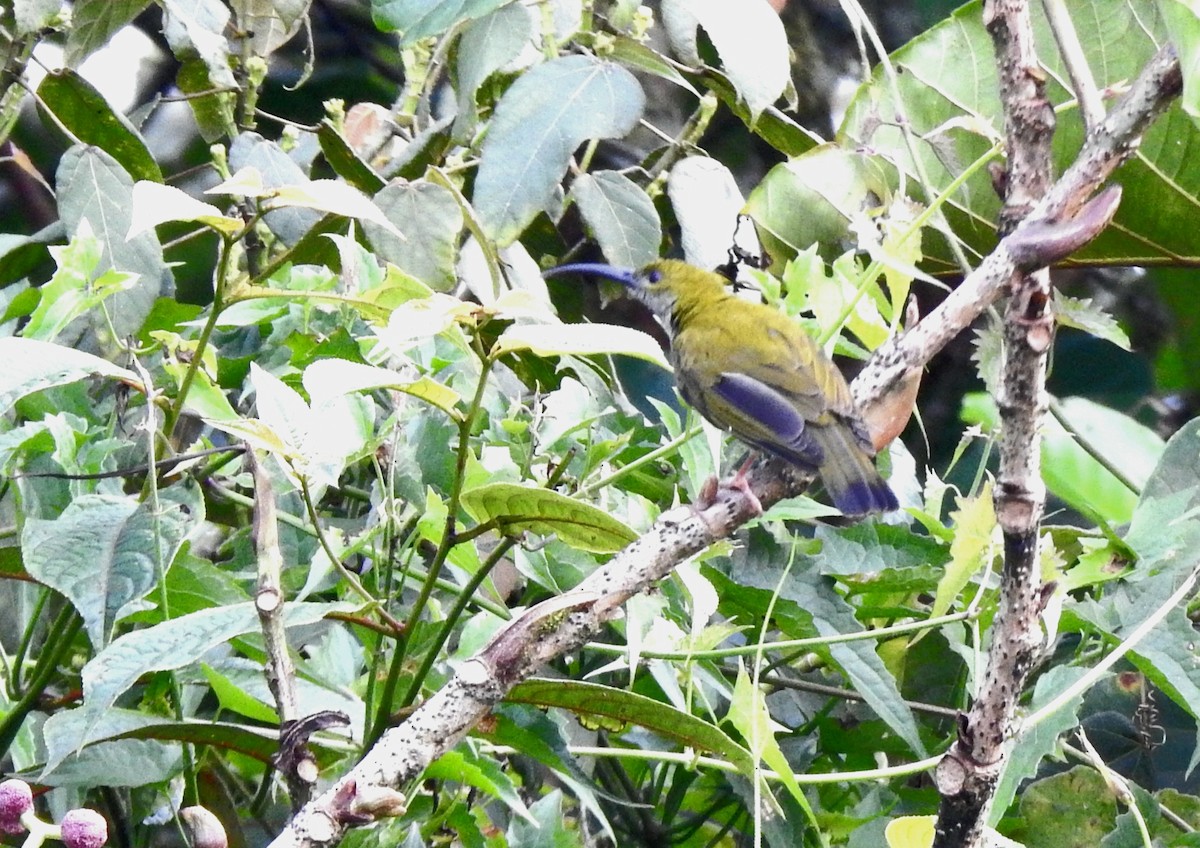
542, 262, 639, 289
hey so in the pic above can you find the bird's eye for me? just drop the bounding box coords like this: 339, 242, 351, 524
646, 269, 663, 284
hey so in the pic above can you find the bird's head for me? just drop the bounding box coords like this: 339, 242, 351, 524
544, 259, 726, 322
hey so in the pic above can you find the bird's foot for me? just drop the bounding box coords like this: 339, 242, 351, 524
693, 468, 763, 517
724, 466, 764, 516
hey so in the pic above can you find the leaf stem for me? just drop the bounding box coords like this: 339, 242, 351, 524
162, 235, 234, 442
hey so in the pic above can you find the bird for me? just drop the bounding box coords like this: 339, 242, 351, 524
545, 258, 898, 517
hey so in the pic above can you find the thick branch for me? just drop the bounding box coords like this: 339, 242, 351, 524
933, 1, 1057, 844
267, 474, 786, 848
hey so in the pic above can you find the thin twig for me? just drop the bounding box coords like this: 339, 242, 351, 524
1042, 0, 1105, 131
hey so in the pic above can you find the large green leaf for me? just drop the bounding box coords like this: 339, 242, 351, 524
372, 0, 513, 42
55, 146, 169, 341
37, 70, 162, 182
570, 170, 661, 269
38, 708, 181, 787
365, 180, 464, 291
23, 483, 204, 649
453, 3, 535, 140
746, 145, 892, 265
460, 482, 637, 553
509, 678, 755, 772
660, 0, 789, 119
474, 55, 645, 246
45, 600, 355, 775
837, 0, 1197, 272
0, 338, 136, 415
65, 0, 149, 64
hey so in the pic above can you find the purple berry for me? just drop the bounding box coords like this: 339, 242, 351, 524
60, 809, 107, 848
0, 779, 32, 834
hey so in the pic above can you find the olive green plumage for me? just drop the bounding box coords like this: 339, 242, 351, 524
548, 258, 897, 516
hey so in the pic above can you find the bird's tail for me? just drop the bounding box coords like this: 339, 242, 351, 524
812, 425, 898, 517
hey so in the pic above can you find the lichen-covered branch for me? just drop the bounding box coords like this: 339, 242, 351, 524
933, 1, 1066, 844
267, 478, 784, 848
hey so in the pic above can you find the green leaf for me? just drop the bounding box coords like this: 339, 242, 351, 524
230, 363, 374, 491
990, 665, 1090, 825
39, 708, 181, 787
1130, 417, 1200, 529
460, 482, 637, 553
175, 57, 237, 142
1053, 292, 1132, 350
746, 146, 891, 266
506, 790, 581, 848
508, 678, 755, 772
842, 0, 1200, 271
302, 358, 461, 418
813, 524, 949, 577
570, 170, 661, 269
365, 180, 464, 291
1161, 0, 1200, 129
608, 35, 699, 96
710, 549, 928, 757
492, 323, 670, 370
932, 481, 996, 620
426, 748, 535, 825
316, 120, 386, 194
1017, 768, 1117, 848
22, 483, 205, 649
474, 55, 645, 245
226, 134, 321, 245
727, 667, 812, 816
372, 0, 513, 43
229, 0, 308, 56
41, 712, 326, 775
1047, 398, 1165, 522
37, 70, 162, 182
14, 0, 63, 35
202, 664, 280, 723
660, 0, 789, 119
48, 600, 355, 774
128, 181, 242, 237
962, 394, 1163, 523
667, 156, 748, 270
454, 3, 535, 140
0, 222, 66, 288
55, 146, 169, 341
161, 0, 237, 94
65, 0, 148, 63
0, 338, 136, 416
22, 221, 138, 343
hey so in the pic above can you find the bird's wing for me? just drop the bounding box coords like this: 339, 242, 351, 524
709, 371, 824, 467
689, 318, 844, 421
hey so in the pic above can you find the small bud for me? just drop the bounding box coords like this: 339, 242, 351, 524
60, 809, 107, 848
179, 806, 227, 848
0, 779, 32, 833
